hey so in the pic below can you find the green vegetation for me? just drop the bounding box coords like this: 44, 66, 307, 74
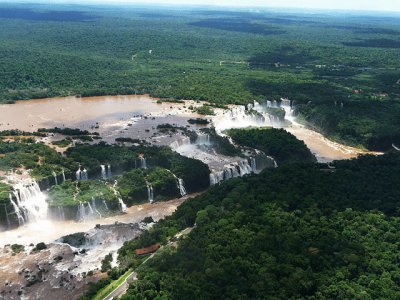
101, 253, 113, 273
48, 180, 117, 207
196, 105, 215, 115
117, 169, 148, 205
0, 138, 78, 180
187, 118, 210, 125
51, 139, 71, 148
228, 127, 316, 164
33, 242, 47, 251
118, 153, 400, 299
11, 244, 24, 254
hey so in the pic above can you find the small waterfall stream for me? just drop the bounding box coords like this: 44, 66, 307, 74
101, 165, 107, 180
52, 171, 58, 185
76, 167, 88, 181
58, 206, 65, 221
177, 178, 187, 197
9, 194, 25, 226
62, 168, 66, 183
111, 180, 128, 212
139, 157, 147, 169
146, 182, 154, 203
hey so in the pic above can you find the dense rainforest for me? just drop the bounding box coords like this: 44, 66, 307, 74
0, 4, 400, 149
228, 127, 316, 164
116, 153, 400, 299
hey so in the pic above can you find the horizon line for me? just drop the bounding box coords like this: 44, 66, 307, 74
2, 0, 400, 14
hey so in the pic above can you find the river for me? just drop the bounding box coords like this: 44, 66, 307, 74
0, 94, 375, 162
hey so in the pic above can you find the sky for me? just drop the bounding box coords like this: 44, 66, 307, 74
127, 0, 400, 12
44, 0, 400, 12
5, 0, 400, 12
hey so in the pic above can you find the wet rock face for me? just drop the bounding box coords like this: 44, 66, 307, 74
0, 222, 146, 300
0, 243, 99, 300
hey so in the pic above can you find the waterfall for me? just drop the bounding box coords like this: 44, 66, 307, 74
9, 194, 25, 226
209, 170, 225, 186
196, 134, 211, 145
76, 167, 88, 181
76, 168, 81, 181
267, 156, 278, 168
77, 201, 98, 222
77, 202, 86, 222
58, 206, 65, 221
209, 159, 255, 187
250, 157, 257, 172
147, 183, 154, 203
52, 171, 58, 185
87, 201, 94, 215
62, 168, 66, 183
11, 181, 48, 223
91, 198, 102, 218
81, 169, 88, 180
101, 165, 107, 180
118, 198, 127, 212
177, 178, 187, 197
102, 199, 109, 210
107, 164, 112, 178
139, 157, 147, 169
111, 180, 127, 212
170, 136, 191, 149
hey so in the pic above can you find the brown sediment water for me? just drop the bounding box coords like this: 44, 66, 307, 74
285, 121, 380, 162
0, 95, 196, 132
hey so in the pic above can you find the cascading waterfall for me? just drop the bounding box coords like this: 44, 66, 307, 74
101, 164, 112, 180
81, 169, 88, 180
280, 98, 295, 121
61, 168, 66, 183
196, 134, 211, 145
146, 182, 154, 203
76, 168, 81, 181
170, 136, 191, 149
52, 171, 58, 185
177, 178, 187, 197
165, 169, 188, 197
11, 181, 48, 223
209, 159, 255, 186
9, 194, 25, 226
118, 198, 127, 212
77, 201, 97, 222
76, 167, 88, 181
139, 157, 147, 169
102, 199, 109, 210
91, 198, 102, 218
250, 157, 257, 172
112, 180, 128, 212
77, 202, 87, 222
267, 156, 278, 168
209, 170, 225, 186
57, 206, 65, 221
101, 165, 107, 180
